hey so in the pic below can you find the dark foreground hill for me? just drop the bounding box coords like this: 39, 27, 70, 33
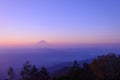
3, 53, 120, 80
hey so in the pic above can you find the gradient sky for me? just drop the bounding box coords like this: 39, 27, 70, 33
0, 0, 120, 46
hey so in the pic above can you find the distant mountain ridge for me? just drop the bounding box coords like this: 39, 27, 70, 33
48, 58, 93, 72
47, 58, 93, 78
34, 40, 49, 47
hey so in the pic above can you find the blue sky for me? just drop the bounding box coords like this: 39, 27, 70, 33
0, 0, 120, 46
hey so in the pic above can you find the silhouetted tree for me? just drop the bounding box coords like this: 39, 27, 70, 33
39, 66, 49, 80
20, 61, 32, 80
90, 53, 119, 80
81, 62, 95, 80
68, 60, 81, 80
29, 65, 39, 80
54, 76, 69, 80
5, 67, 15, 80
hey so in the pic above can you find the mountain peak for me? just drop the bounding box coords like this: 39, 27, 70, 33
37, 40, 48, 44
34, 40, 48, 47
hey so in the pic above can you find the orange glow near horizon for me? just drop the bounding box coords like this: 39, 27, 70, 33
0, 38, 120, 47
0, 0, 120, 47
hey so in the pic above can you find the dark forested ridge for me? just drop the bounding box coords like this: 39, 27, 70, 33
4, 53, 120, 80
